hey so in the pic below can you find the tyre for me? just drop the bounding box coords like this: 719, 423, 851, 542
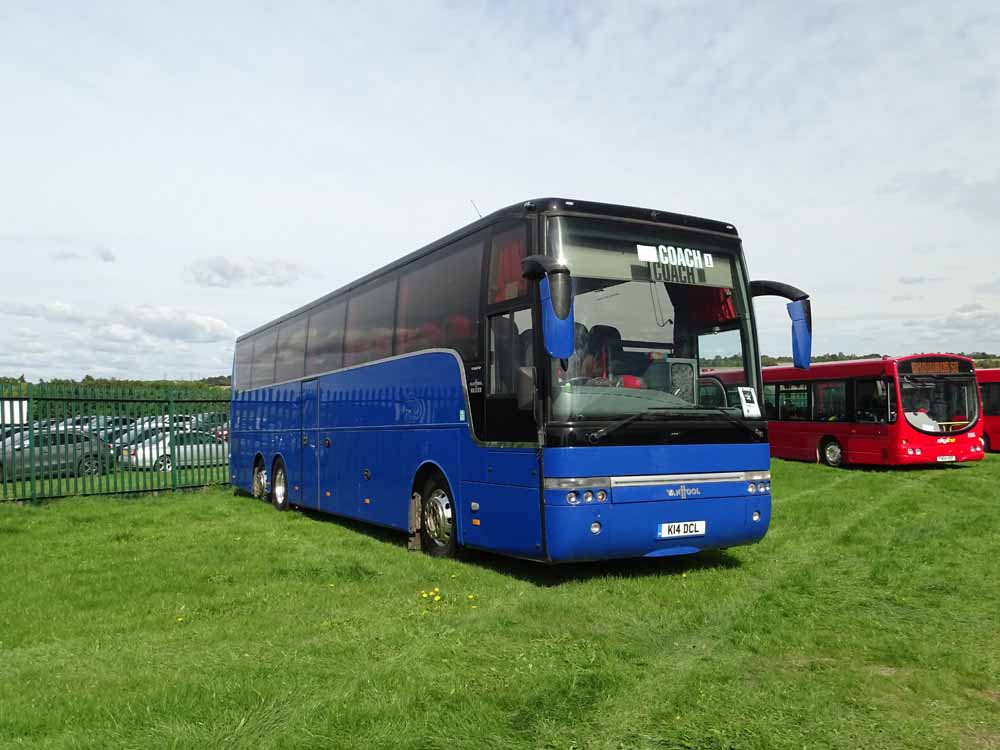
252, 459, 267, 500
78, 457, 102, 476
153, 455, 172, 473
820, 438, 845, 468
984, 435, 991, 453
271, 458, 289, 511
421, 474, 458, 558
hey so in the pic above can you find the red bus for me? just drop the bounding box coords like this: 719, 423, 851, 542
760, 355, 985, 467
977, 368, 1000, 452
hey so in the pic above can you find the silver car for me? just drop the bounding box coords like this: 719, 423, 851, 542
125, 430, 228, 472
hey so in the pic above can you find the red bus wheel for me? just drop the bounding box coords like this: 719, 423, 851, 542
820, 438, 844, 468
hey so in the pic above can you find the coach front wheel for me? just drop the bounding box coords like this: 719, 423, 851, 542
820, 438, 844, 468
421, 476, 458, 558
271, 459, 290, 511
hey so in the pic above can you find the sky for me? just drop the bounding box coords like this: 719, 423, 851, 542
1, 0, 998, 380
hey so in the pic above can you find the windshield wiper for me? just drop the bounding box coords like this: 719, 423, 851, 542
678, 408, 765, 440
587, 408, 677, 444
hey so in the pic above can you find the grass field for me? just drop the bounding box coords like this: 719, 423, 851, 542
1, 458, 998, 749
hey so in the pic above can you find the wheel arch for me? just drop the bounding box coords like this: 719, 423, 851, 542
270, 452, 287, 475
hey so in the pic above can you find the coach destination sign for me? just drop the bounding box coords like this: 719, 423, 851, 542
636, 243, 734, 288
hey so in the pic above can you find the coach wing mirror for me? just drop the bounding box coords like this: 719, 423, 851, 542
750, 280, 813, 370
522, 255, 575, 359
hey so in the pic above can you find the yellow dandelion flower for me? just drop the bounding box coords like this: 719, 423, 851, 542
176, 616, 185, 622
467, 594, 475, 600
433, 587, 440, 592
434, 595, 442, 602
421, 592, 429, 598
471, 605, 477, 609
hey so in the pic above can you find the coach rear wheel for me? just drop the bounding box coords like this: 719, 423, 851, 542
252, 460, 267, 500
421, 476, 457, 558
271, 459, 290, 511
820, 438, 844, 468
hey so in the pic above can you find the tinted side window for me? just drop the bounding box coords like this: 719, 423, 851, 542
763, 384, 778, 419
778, 383, 809, 420
983, 383, 1000, 417
344, 280, 397, 367
855, 379, 889, 423
396, 237, 484, 361
488, 224, 528, 304
250, 329, 278, 388
275, 314, 308, 383
813, 381, 847, 421
234, 339, 254, 390
306, 299, 346, 375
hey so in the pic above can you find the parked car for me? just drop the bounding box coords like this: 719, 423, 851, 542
124, 430, 228, 472
113, 424, 173, 465
0, 428, 113, 481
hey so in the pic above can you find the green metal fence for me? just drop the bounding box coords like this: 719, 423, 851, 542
0, 383, 230, 501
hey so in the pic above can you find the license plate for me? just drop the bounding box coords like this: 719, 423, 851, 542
657, 520, 706, 539
937, 455, 956, 462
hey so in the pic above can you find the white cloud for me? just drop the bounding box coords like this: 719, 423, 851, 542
0, 301, 89, 324
126, 306, 235, 343
184, 256, 304, 288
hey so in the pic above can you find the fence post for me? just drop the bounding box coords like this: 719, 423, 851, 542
168, 388, 178, 493
27, 383, 36, 503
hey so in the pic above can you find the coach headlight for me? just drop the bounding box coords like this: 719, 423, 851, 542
566, 492, 579, 505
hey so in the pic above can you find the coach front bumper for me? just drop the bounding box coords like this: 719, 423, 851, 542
542, 471, 772, 562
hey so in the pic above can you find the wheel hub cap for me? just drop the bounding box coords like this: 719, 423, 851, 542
425, 489, 453, 546
275, 470, 286, 504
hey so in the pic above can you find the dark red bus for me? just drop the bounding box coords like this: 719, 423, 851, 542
977, 368, 1000, 452
761, 355, 985, 467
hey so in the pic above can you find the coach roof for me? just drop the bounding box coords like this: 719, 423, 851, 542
236, 198, 741, 342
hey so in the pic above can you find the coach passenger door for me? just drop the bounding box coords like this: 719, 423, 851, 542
300, 379, 320, 509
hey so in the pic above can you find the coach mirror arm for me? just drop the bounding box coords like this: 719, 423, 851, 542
750, 280, 813, 370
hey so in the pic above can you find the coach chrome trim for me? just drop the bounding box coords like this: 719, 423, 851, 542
609, 471, 769, 488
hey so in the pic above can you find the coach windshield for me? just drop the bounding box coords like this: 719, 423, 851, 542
546, 216, 758, 422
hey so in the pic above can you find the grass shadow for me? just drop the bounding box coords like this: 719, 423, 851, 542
294, 505, 409, 550
458, 546, 742, 587
292, 501, 741, 586
843, 462, 982, 475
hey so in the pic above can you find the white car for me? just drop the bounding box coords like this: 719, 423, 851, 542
125, 430, 228, 471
